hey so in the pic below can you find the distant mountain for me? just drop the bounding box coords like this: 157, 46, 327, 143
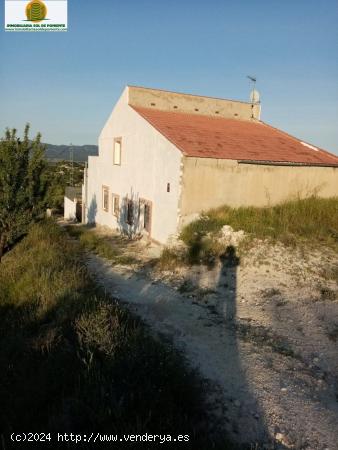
45, 144, 98, 162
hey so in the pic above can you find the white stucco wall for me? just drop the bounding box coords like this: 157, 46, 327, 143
64, 196, 77, 221
85, 88, 182, 244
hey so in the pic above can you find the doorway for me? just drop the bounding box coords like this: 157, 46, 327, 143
139, 199, 152, 236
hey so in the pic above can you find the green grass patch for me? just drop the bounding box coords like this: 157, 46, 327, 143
159, 197, 338, 268
0, 220, 231, 448
176, 197, 338, 266
182, 197, 338, 246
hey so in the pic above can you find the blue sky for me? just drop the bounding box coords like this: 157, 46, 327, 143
1, 0, 338, 154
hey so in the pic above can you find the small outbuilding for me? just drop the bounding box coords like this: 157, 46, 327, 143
64, 186, 82, 222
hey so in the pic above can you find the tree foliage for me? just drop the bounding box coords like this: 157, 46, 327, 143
44, 161, 84, 210
0, 125, 46, 260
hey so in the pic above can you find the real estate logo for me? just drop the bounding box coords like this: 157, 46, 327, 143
25, 0, 47, 22
5, 0, 67, 32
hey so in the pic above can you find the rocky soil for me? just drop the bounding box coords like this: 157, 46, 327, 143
84, 228, 338, 450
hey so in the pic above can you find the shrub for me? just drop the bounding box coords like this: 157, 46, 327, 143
0, 125, 47, 260
158, 247, 186, 270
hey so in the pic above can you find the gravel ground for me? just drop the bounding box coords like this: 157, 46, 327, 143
85, 237, 338, 450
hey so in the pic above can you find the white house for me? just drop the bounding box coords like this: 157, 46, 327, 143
82, 86, 338, 244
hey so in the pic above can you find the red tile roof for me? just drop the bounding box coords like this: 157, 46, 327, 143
132, 106, 338, 166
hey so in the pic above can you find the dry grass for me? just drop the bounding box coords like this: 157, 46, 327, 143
0, 220, 232, 448
66, 225, 139, 265
159, 197, 338, 268
181, 196, 338, 248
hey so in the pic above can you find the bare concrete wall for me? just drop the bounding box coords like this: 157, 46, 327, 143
179, 157, 338, 226
128, 86, 261, 121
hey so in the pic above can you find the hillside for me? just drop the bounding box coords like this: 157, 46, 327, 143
45, 143, 98, 162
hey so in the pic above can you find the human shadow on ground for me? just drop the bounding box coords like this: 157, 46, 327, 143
209, 245, 272, 446
91, 241, 274, 446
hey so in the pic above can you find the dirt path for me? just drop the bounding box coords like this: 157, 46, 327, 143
85, 240, 338, 450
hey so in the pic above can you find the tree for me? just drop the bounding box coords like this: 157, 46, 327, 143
44, 161, 84, 211
0, 125, 46, 261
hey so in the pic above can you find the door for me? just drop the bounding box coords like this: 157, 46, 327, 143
140, 199, 152, 236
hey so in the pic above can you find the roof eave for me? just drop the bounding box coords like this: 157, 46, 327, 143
237, 159, 338, 168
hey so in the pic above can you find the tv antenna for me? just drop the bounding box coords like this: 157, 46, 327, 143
247, 75, 260, 119
247, 75, 257, 87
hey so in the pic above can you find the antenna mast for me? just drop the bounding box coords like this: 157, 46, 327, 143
70, 143, 74, 186
247, 75, 258, 118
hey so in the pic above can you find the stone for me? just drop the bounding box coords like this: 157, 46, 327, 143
275, 432, 284, 442
219, 225, 246, 246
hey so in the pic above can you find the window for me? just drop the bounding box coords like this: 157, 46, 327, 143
102, 186, 109, 212
113, 138, 121, 165
126, 200, 134, 225
112, 194, 119, 216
